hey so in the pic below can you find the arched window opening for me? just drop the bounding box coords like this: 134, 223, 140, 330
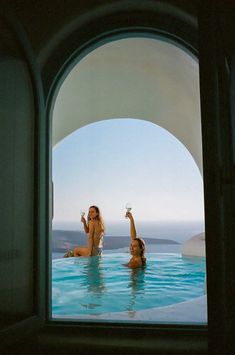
51, 37, 206, 324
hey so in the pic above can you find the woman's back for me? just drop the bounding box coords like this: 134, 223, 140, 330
72, 205, 105, 257
89, 220, 104, 255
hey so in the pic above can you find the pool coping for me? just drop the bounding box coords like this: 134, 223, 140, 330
52, 294, 207, 324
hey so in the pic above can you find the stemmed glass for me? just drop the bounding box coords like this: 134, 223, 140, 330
125, 202, 132, 218
80, 210, 85, 217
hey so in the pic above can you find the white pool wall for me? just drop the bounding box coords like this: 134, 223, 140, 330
53, 295, 207, 324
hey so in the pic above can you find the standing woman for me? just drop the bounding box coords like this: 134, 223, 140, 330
125, 211, 146, 268
74, 205, 105, 257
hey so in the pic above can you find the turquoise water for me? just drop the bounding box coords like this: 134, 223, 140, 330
52, 253, 206, 317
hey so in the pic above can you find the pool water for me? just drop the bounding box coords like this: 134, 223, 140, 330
52, 253, 206, 317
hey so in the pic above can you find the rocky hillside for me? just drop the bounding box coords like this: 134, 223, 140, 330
52, 230, 179, 252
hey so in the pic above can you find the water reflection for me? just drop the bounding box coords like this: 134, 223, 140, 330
126, 267, 146, 313
52, 254, 206, 318
80, 256, 106, 296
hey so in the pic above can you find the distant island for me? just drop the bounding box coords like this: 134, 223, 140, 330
52, 230, 179, 253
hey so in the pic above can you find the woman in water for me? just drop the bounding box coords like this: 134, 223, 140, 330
64, 205, 105, 257
125, 211, 146, 268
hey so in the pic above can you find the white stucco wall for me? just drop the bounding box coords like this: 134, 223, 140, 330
52, 37, 202, 173
181, 233, 206, 257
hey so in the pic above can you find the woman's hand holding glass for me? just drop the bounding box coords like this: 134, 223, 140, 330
125, 211, 134, 220
125, 202, 132, 218
80, 210, 86, 223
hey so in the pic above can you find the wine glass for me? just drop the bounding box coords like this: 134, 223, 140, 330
125, 202, 132, 218
80, 210, 85, 217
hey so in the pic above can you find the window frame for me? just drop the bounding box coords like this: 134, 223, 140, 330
42, 2, 233, 353
45, 17, 207, 346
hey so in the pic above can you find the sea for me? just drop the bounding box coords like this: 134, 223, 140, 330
52, 220, 205, 259
52, 220, 204, 242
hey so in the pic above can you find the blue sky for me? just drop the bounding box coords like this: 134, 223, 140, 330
52, 118, 204, 226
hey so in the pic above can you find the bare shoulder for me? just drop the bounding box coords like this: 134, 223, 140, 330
127, 256, 143, 269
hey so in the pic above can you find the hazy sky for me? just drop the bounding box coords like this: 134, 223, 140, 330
52, 118, 204, 225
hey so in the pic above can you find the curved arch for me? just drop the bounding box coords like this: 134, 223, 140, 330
52, 37, 202, 173
41, 1, 198, 98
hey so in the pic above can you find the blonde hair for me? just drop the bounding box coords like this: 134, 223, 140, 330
88, 205, 105, 232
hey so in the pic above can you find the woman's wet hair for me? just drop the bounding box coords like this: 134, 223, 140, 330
135, 237, 146, 265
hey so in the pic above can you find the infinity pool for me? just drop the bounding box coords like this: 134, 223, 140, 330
52, 253, 206, 318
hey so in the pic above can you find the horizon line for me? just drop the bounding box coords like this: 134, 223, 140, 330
52, 219, 205, 224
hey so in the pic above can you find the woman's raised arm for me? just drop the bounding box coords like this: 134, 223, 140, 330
126, 212, 137, 240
